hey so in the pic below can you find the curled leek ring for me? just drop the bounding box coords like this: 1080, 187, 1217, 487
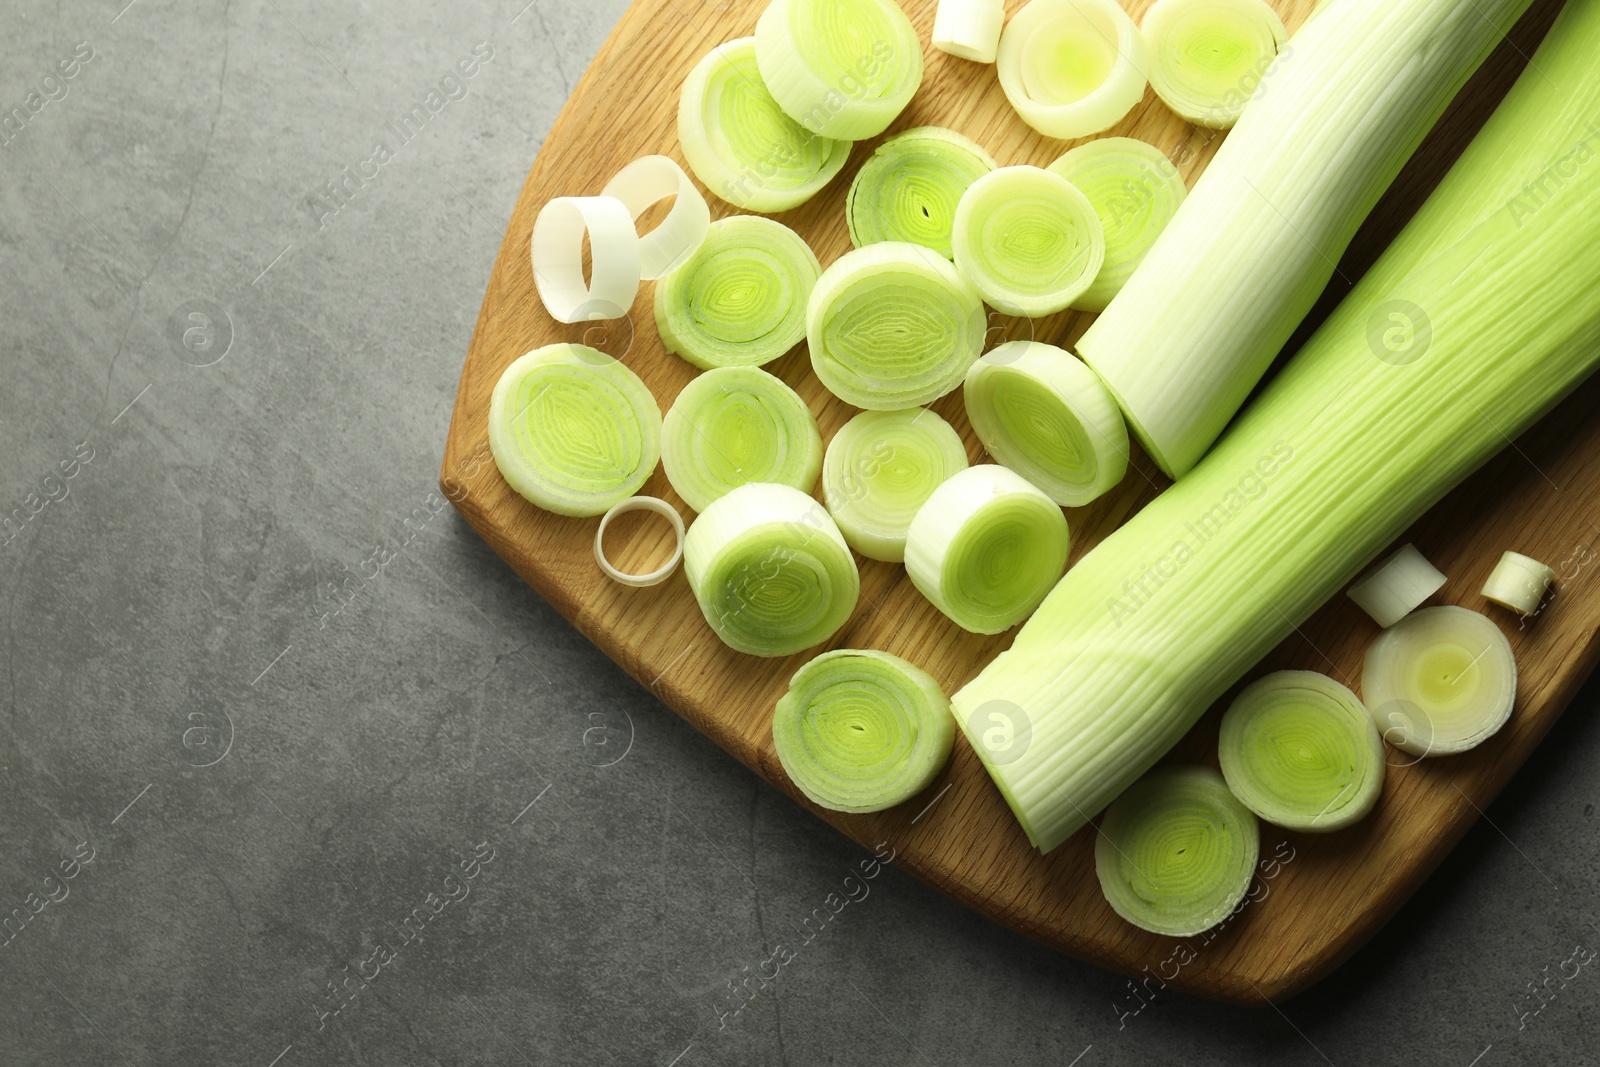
1095, 765, 1260, 937
678, 38, 852, 213
1482, 551, 1555, 616
846, 126, 997, 258
1218, 671, 1385, 832
1141, 0, 1288, 130
754, 0, 924, 141
963, 341, 1129, 507
905, 464, 1069, 635
593, 496, 685, 588
806, 242, 987, 410
822, 408, 970, 563
655, 215, 821, 371
600, 155, 711, 280
1047, 137, 1187, 313
530, 195, 640, 323
997, 0, 1150, 141
933, 0, 1007, 64
683, 482, 860, 657
952, 166, 1105, 318
488, 344, 662, 517
661, 366, 823, 514
1347, 544, 1447, 629
772, 649, 955, 813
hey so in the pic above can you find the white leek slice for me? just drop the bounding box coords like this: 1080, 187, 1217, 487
678, 38, 852, 213
593, 496, 685, 588
1047, 138, 1187, 313
655, 216, 822, 370
1362, 606, 1516, 757
661, 366, 823, 513
933, 0, 1006, 64
1141, 0, 1288, 129
488, 344, 662, 517
846, 127, 997, 258
772, 649, 954, 813
684, 482, 860, 657
1218, 671, 1384, 832
754, 0, 923, 141
1482, 551, 1555, 616
806, 241, 987, 410
822, 408, 969, 563
1095, 765, 1259, 937
963, 341, 1128, 507
997, 0, 1150, 141
951, 166, 1105, 317
1347, 544, 1447, 629
905, 464, 1069, 634
530, 195, 640, 323
600, 155, 711, 280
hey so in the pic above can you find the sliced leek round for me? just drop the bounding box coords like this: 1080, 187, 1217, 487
846, 126, 997, 258
822, 408, 970, 562
933, 0, 1006, 63
593, 496, 685, 588
1362, 606, 1517, 757
1141, 0, 1288, 129
1482, 551, 1555, 616
952, 166, 1105, 317
997, 0, 1150, 141
1347, 543, 1447, 629
530, 195, 641, 323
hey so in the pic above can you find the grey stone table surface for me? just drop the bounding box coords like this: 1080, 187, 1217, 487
2, 1, 1598, 1064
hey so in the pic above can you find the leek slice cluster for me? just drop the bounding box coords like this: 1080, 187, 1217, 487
662, 367, 823, 513
1141, 0, 1288, 130
952, 166, 1104, 317
997, 0, 1149, 141
822, 408, 969, 562
1362, 606, 1516, 757
846, 127, 996, 259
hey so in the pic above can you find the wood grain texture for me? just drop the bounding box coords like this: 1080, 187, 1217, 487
441, 0, 1588, 1003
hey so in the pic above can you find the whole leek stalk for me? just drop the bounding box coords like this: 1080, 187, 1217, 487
953, 0, 1600, 853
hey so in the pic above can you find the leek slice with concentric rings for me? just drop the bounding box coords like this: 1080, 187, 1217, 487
952, 166, 1105, 317
1096, 765, 1260, 937
678, 37, 852, 213
822, 408, 969, 562
1141, 0, 1288, 129
661, 366, 823, 513
1218, 671, 1385, 832
997, 0, 1149, 141
1362, 606, 1517, 757
846, 127, 997, 258
655, 216, 822, 371
684, 482, 860, 657
806, 241, 987, 409
772, 649, 954, 813
488, 344, 662, 517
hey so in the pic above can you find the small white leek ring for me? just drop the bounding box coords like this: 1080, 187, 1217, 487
530, 195, 641, 324
1347, 544, 1447, 629
601, 155, 711, 280
997, 0, 1150, 141
594, 496, 686, 587
1482, 551, 1555, 616
933, 0, 1006, 64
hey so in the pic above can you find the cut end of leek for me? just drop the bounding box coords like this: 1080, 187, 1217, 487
1347, 544, 1447, 629
1141, 0, 1288, 129
905, 464, 1069, 635
997, 0, 1150, 141
772, 649, 955, 813
952, 166, 1105, 318
1095, 765, 1260, 937
846, 126, 997, 259
933, 0, 1006, 64
822, 408, 970, 563
1362, 606, 1517, 757
1482, 551, 1555, 616
488, 344, 662, 518
1219, 671, 1385, 832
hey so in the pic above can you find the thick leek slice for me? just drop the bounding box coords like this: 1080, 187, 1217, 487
678, 38, 852, 213
488, 345, 662, 517
1363, 606, 1516, 757
1095, 766, 1259, 937
684, 482, 860, 657
952, 166, 1104, 318
1346, 544, 1446, 629
1218, 671, 1384, 832
1047, 138, 1187, 313
1141, 0, 1288, 130
772, 649, 954, 813
530, 195, 640, 323
806, 241, 987, 409
846, 127, 997, 258
661, 366, 823, 513
655, 216, 821, 371
600, 155, 711, 281
822, 408, 969, 563
594, 496, 685, 588
1482, 551, 1555, 616
933, 0, 1006, 64
996, 0, 1149, 141
905, 464, 1069, 635
754, 0, 923, 141
963, 341, 1128, 507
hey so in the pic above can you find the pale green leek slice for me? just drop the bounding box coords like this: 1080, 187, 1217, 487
678, 38, 852, 213
1141, 0, 1288, 129
806, 241, 987, 409
1046, 138, 1188, 313
754, 0, 923, 141
1218, 671, 1384, 832
684, 482, 860, 657
655, 216, 822, 371
996, 0, 1150, 141
488, 344, 661, 517
1482, 551, 1555, 616
772, 649, 954, 813
933, 0, 1006, 64
963, 341, 1128, 507
1095, 766, 1260, 937
821, 408, 969, 563
1362, 606, 1516, 757
846, 127, 997, 258
905, 464, 1069, 634
1347, 544, 1446, 629
661, 366, 823, 513
951, 166, 1105, 318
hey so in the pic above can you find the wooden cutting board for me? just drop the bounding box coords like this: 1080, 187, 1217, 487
441, 0, 1587, 1003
